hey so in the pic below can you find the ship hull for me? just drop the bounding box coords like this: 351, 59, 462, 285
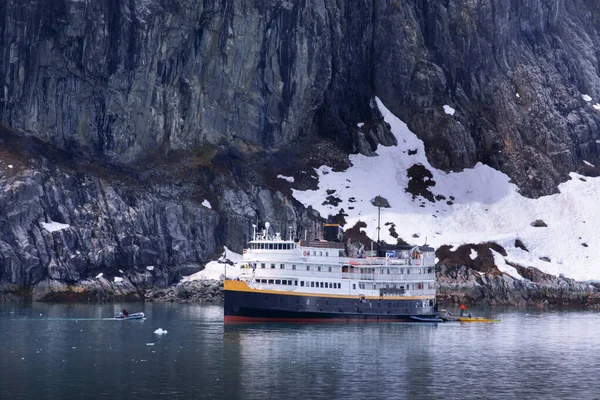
224, 280, 436, 323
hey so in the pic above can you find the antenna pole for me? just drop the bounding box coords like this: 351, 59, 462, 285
377, 205, 381, 243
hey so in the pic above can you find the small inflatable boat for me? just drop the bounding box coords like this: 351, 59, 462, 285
410, 315, 444, 323
116, 312, 145, 320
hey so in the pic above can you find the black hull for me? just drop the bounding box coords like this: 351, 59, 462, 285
224, 288, 436, 323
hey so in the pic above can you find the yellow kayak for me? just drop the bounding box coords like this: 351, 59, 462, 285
457, 317, 500, 323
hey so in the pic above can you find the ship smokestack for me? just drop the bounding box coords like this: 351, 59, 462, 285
323, 223, 341, 242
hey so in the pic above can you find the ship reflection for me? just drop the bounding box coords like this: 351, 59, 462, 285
222, 323, 440, 399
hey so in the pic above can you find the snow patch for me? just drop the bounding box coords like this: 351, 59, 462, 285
277, 175, 295, 183
443, 105, 456, 116
594, 103, 600, 110
114, 277, 123, 283
291, 96, 600, 281
516, 93, 520, 98
181, 246, 242, 282
146, 266, 154, 271
469, 249, 478, 260
583, 160, 594, 167
95, 273, 103, 279
582, 94, 592, 102
154, 328, 168, 335
8, 164, 13, 169
41, 221, 70, 232
357, 122, 365, 128
202, 200, 212, 209
492, 250, 523, 280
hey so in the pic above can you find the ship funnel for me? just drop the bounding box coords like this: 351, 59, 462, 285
323, 223, 342, 242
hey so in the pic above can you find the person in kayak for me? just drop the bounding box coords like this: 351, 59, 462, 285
122, 308, 129, 317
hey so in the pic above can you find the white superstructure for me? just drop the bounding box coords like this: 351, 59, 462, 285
237, 223, 437, 302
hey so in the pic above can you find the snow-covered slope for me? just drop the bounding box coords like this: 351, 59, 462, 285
293, 98, 600, 281
181, 247, 242, 282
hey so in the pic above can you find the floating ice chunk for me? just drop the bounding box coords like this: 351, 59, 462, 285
277, 175, 294, 183
357, 122, 364, 128
41, 221, 70, 232
119, 270, 123, 273
146, 343, 155, 346
594, 103, 600, 110
584, 160, 594, 167
114, 277, 123, 283
154, 328, 168, 335
582, 94, 592, 102
8, 164, 13, 169
202, 199, 212, 209
516, 93, 520, 98
146, 266, 154, 271
95, 273, 103, 279
443, 105, 456, 115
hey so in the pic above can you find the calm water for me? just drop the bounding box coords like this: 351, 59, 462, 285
1, 303, 599, 400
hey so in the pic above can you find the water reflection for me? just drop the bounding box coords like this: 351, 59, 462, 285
3, 304, 600, 399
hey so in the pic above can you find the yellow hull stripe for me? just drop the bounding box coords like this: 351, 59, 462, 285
224, 280, 433, 300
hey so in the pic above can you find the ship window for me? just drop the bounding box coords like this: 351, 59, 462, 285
318, 266, 321, 272
326, 252, 329, 256
275, 280, 281, 284
301, 281, 305, 287
407, 269, 410, 274
280, 264, 285, 269
320, 282, 324, 288
319, 251, 322, 256
337, 283, 340, 289
311, 282, 315, 287
268, 279, 274, 284
295, 280, 298, 286
313, 251, 316, 256
292, 265, 296, 270
306, 266, 310, 271
352, 284, 356, 290
261, 279, 267, 283
271, 264, 275, 269
399, 269, 403, 274
282, 280, 287, 285
387, 269, 390, 274
328, 266, 332, 272
261, 263, 265, 269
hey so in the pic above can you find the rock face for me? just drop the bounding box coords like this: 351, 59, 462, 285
437, 264, 600, 307
3, 0, 600, 197
0, 0, 391, 163
4, 0, 600, 300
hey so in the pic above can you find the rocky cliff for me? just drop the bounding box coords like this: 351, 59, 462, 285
3, 0, 600, 300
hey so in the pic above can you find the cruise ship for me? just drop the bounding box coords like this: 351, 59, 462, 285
224, 222, 437, 322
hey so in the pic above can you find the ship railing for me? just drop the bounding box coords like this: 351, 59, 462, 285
341, 257, 434, 267
341, 272, 435, 282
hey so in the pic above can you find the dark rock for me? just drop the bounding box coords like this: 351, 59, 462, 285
515, 239, 529, 252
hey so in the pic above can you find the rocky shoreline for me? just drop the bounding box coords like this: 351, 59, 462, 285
3, 265, 600, 308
